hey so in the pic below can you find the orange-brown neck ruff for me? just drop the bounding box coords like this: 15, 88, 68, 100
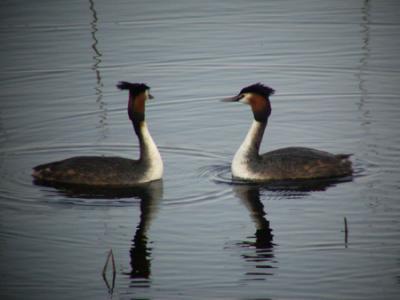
129, 94, 147, 137
250, 97, 271, 123
133, 97, 145, 115
128, 94, 146, 124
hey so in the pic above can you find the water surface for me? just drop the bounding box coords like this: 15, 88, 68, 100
1, 0, 400, 299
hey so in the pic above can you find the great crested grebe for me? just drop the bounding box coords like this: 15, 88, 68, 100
32, 82, 163, 187
223, 83, 352, 182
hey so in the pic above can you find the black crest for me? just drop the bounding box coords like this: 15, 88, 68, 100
240, 83, 275, 98
117, 81, 150, 97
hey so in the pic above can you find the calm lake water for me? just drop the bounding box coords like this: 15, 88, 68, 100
1, 0, 400, 299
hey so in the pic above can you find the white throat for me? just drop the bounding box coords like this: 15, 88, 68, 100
138, 122, 163, 181
232, 120, 266, 178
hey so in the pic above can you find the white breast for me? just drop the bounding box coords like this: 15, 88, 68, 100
231, 120, 267, 181
139, 122, 164, 182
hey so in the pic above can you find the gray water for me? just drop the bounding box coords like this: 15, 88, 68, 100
1, 0, 400, 299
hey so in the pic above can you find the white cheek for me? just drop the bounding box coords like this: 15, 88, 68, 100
239, 94, 251, 104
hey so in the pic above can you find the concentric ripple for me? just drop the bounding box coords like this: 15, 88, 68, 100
199, 158, 365, 198
0, 143, 230, 207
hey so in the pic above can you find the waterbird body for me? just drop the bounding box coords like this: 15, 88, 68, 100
224, 83, 352, 182
32, 82, 163, 187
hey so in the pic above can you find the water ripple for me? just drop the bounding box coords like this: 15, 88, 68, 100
199, 161, 362, 197
0, 143, 228, 208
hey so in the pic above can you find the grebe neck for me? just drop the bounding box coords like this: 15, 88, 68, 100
235, 120, 267, 159
231, 120, 267, 179
133, 120, 162, 166
133, 119, 163, 181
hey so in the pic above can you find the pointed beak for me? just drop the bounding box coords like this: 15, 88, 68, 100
221, 94, 244, 102
148, 93, 154, 99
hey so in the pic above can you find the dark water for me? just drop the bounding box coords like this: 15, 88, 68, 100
1, 0, 400, 299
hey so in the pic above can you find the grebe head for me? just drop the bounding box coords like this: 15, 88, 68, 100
117, 81, 154, 122
223, 83, 275, 122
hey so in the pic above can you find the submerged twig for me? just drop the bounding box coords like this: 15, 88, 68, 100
344, 217, 348, 247
102, 249, 116, 294
110, 249, 116, 275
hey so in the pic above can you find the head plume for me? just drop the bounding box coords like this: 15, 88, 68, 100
117, 81, 151, 123
239, 83, 275, 99
117, 81, 150, 98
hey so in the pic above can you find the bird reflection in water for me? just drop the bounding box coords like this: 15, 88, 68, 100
127, 180, 162, 281
37, 179, 162, 291
232, 178, 349, 279
233, 184, 275, 278
102, 181, 162, 292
